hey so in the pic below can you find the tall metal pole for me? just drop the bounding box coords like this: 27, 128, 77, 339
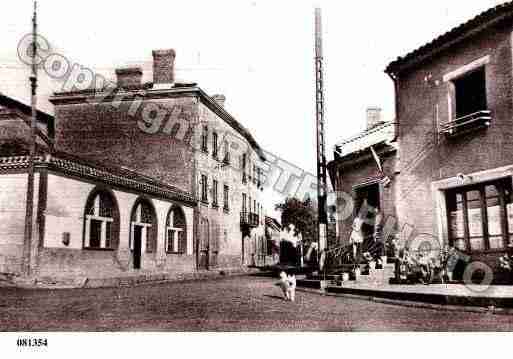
23, 0, 38, 276
315, 8, 328, 269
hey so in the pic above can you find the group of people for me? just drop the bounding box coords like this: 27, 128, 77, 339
395, 247, 453, 285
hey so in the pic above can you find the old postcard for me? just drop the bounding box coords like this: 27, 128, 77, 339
1, 0, 513, 356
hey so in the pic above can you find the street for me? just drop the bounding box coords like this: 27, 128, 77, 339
1, 275, 512, 331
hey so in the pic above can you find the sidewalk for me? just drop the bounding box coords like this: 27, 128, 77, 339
296, 276, 513, 310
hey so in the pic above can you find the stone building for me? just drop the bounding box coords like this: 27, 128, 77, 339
0, 48, 267, 283
385, 2, 513, 280
327, 108, 397, 254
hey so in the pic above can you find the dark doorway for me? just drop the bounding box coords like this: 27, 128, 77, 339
133, 225, 142, 270
198, 219, 209, 270
354, 183, 381, 252
280, 241, 299, 266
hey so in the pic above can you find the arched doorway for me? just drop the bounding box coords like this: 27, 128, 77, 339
130, 198, 157, 269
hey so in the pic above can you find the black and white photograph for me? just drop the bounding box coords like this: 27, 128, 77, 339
1, 0, 513, 356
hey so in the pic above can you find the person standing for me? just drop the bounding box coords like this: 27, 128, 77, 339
349, 215, 364, 262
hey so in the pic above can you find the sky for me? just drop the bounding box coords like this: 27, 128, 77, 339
0, 0, 507, 177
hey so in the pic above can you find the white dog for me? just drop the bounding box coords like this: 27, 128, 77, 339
278, 271, 296, 302
287, 274, 296, 302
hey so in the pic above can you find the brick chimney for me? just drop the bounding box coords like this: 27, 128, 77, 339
366, 107, 382, 129
152, 49, 176, 89
212, 94, 226, 108
115, 67, 143, 89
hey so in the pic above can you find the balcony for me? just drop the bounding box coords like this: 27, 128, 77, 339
439, 110, 492, 138
240, 211, 259, 228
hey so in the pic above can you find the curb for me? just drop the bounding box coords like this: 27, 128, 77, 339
295, 287, 513, 316
4, 268, 265, 290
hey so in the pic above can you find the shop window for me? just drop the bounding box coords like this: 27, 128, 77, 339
447, 178, 513, 253
84, 190, 119, 250
166, 206, 187, 254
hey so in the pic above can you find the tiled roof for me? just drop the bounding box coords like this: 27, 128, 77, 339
386, 1, 513, 75
0, 93, 54, 124
0, 153, 197, 205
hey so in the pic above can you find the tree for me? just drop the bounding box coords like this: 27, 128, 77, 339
275, 197, 317, 245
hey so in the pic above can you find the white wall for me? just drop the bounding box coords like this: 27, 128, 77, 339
44, 174, 94, 249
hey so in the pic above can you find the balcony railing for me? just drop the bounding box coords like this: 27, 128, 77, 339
439, 110, 492, 137
240, 211, 259, 227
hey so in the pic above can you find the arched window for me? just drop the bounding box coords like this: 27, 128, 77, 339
84, 189, 119, 249
166, 206, 187, 254
130, 199, 157, 253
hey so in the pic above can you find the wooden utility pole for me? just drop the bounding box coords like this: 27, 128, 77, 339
23, 0, 38, 276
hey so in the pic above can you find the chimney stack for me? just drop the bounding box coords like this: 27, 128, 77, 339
366, 107, 382, 129
115, 67, 142, 89
152, 49, 176, 89
212, 94, 226, 108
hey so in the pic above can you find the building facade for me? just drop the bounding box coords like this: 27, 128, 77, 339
385, 2, 513, 280
0, 48, 267, 283
328, 108, 398, 255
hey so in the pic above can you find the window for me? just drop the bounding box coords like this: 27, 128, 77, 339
130, 199, 157, 253
242, 193, 247, 213
212, 132, 218, 159
223, 142, 230, 165
84, 190, 119, 249
454, 67, 487, 119
253, 165, 257, 184
212, 179, 219, 207
242, 153, 247, 184
223, 185, 229, 212
166, 206, 187, 254
201, 174, 208, 204
257, 167, 261, 187
201, 126, 208, 153
249, 195, 252, 213
447, 178, 513, 252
